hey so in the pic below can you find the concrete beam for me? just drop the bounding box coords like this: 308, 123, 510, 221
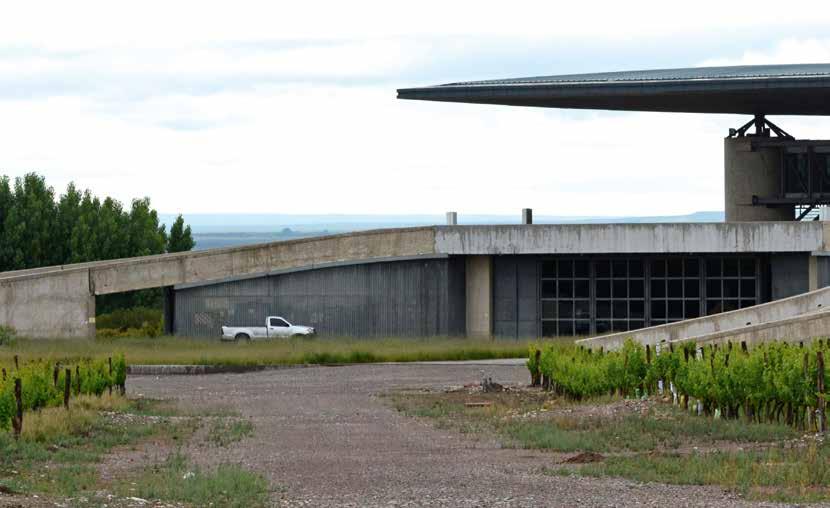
90, 227, 436, 295
435, 222, 824, 255
465, 255, 493, 337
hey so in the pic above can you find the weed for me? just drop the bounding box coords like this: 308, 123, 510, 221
0, 325, 15, 346
571, 443, 830, 502
129, 397, 238, 418
125, 451, 270, 508
207, 419, 255, 447
391, 392, 796, 454
0, 395, 196, 498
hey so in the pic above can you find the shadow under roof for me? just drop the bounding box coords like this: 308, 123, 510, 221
397, 64, 830, 115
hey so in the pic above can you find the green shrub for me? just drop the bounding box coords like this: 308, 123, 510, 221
96, 307, 162, 332
0, 325, 16, 346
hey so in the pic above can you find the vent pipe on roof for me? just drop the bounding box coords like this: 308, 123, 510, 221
522, 208, 533, 225
446, 212, 458, 225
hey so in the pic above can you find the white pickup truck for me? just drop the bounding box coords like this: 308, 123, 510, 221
221, 316, 315, 341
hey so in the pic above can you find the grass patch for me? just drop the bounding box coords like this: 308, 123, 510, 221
1, 336, 531, 368
392, 390, 821, 501
124, 452, 269, 508
504, 410, 796, 453
0, 394, 197, 498
129, 397, 239, 418
390, 392, 796, 453
207, 419, 255, 447
568, 443, 830, 503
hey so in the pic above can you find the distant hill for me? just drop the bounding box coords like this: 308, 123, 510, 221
158, 212, 725, 250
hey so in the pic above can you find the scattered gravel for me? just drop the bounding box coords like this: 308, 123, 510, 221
122, 362, 799, 507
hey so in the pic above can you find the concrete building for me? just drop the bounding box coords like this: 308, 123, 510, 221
4, 63, 830, 341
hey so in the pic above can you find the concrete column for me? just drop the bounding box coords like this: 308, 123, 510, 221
162, 286, 176, 335
86, 294, 96, 339
465, 255, 493, 337
724, 138, 792, 222
446, 212, 458, 225
810, 255, 819, 292
522, 208, 533, 225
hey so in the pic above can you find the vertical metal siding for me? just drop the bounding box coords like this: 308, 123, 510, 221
173, 258, 464, 338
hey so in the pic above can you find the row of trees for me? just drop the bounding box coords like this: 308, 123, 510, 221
0, 172, 194, 272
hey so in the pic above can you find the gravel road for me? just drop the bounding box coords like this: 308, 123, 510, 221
128, 362, 794, 508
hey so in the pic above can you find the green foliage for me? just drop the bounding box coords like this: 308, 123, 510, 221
0, 171, 193, 278
127, 452, 270, 508
207, 419, 255, 447
530, 339, 830, 428
167, 214, 195, 252
0, 173, 60, 270
573, 443, 830, 503
96, 307, 163, 331
0, 356, 128, 430
0, 325, 15, 346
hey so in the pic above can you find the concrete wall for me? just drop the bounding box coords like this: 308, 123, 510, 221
465, 255, 493, 337
724, 138, 793, 222
576, 285, 830, 351
0, 269, 93, 339
173, 257, 466, 338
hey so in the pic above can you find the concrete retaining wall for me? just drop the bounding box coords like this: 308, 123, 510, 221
669, 310, 830, 349
0, 269, 93, 338
576, 285, 830, 351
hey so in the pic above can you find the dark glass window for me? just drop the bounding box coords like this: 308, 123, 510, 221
705, 257, 758, 316
650, 257, 701, 324
784, 153, 809, 194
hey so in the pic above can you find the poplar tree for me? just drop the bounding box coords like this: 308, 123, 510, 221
167, 214, 195, 253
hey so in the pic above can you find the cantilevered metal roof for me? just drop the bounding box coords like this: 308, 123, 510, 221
397, 64, 830, 115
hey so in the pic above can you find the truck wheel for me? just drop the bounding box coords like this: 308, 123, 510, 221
234, 333, 251, 341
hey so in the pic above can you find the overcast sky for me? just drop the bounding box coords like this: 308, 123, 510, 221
2, 1, 830, 217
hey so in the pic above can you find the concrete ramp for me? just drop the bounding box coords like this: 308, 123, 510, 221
575, 285, 830, 351
667, 309, 830, 350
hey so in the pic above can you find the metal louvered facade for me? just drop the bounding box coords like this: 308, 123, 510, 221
172, 257, 465, 338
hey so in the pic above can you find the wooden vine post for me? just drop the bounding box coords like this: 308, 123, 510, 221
53, 364, 59, 387
12, 378, 23, 439
804, 352, 811, 430
818, 351, 826, 433
13, 354, 19, 370
75, 365, 81, 395
64, 368, 71, 410
109, 357, 114, 395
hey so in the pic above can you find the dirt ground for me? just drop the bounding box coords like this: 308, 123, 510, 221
118, 362, 798, 507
